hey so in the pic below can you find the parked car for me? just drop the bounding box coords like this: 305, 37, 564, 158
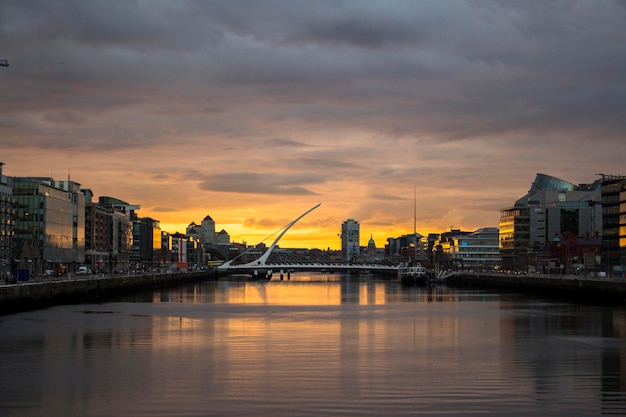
76, 266, 92, 275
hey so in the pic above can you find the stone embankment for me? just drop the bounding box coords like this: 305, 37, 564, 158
0, 271, 215, 315
446, 272, 626, 303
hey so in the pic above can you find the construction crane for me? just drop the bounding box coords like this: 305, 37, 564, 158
0, 59, 8, 67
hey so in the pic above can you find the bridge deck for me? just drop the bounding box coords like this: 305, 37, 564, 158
222, 263, 398, 275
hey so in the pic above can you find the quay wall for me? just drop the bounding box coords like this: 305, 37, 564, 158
0, 272, 213, 315
447, 272, 626, 303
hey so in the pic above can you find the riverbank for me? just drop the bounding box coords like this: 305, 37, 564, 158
446, 272, 626, 303
0, 271, 215, 315
4, 270, 626, 315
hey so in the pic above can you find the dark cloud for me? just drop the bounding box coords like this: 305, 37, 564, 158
288, 158, 364, 171
151, 206, 182, 213
370, 193, 407, 201
0, 0, 223, 51
42, 112, 88, 125
3, 0, 625, 144
199, 172, 324, 195
265, 138, 311, 148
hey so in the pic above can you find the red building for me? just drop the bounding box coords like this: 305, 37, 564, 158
549, 231, 601, 273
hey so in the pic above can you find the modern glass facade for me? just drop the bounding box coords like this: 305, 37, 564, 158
499, 207, 530, 270
449, 227, 500, 269
529, 173, 577, 195
11, 177, 85, 272
601, 175, 626, 271
501, 173, 603, 272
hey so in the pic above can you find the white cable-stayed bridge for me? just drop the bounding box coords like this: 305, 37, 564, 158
217, 203, 399, 279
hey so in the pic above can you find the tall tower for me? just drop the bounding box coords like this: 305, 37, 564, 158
341, 219, 360, 262
201, 215, 216, 247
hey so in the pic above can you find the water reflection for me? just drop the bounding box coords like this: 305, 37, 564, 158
1, 273, 626, 416
122, 273, 486, 306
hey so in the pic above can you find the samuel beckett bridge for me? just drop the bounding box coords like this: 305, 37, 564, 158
217, 203, 398, 279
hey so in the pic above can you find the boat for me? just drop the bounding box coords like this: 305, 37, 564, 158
398, 262, 428, 286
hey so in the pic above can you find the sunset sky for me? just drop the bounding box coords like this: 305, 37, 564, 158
1, 1, 625, 250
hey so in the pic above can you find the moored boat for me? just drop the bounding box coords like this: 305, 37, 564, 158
398, 262, 428, 286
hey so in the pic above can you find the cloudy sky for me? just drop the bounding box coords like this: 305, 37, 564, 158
1, 0, 625, 249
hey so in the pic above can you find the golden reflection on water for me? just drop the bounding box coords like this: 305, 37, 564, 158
5, 276, 626, 416
215, 281, 387, 305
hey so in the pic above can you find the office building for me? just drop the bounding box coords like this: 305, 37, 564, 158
600, 174, 626, 272
386, 232, 426, 263
137, 217, 163, 271
500, 173, 602, 271
0, 163, 13, 281
97, 196, 138, 273
341, 219, 360, 262
11, 176, 85, 275
442, 227, 500, 270
201, 215, 216, 246
84, 189, 111, 273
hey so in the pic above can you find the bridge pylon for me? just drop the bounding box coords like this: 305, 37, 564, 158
218, 203, 321, 274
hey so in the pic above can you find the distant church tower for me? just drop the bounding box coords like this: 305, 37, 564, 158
201, 215, 216, 246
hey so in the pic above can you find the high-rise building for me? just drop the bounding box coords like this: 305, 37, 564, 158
201, 215, 217, 246
341, 219, 360, 262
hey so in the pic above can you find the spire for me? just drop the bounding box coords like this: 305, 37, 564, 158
413, 185, 417, 234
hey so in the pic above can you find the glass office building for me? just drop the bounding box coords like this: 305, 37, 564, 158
600, 175, 626, 272
11, 177, 85, 273
500, 173, 601, 272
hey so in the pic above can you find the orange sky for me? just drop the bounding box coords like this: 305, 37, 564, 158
2, 1, 625, 250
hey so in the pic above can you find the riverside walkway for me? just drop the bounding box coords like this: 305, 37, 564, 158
0, 270, 211, 315
445, 271, 626, 303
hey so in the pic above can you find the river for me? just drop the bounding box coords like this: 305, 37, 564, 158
1, 272, 626, 416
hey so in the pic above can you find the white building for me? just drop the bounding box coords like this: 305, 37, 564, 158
446, 227, 500, 270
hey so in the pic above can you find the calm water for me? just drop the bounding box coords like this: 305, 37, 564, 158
2, 272, 626, 417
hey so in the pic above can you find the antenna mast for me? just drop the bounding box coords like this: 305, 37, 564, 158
413, 185, 416, 234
